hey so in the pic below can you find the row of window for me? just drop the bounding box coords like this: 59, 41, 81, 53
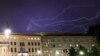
28, 48, 40, 52
44, 43, 95, 48
10, 42, 41, 46
10, 48, 41, 53
3, 37, 40, 40
10, 55, 41, 56
43, 39, 95, 42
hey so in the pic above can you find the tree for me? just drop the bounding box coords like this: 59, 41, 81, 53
89, 46, 100, 56
87, 22, 100, 46
69, 47, 76, 56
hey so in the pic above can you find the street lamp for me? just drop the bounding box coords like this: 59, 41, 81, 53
79, 51, 84, 55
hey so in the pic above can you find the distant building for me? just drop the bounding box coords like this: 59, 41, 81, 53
0, 33, 96, 56
42, 35, 96, 56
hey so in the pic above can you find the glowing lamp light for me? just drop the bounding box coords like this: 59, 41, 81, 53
76, 44, 79, 47
37, 50, 42, 54
79, 51, 84, 55
56, 51, 59, 55
4, 29, 11, 35
18, 53, 28, 56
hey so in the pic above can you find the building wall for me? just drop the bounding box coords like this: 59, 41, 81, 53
42, 36, 96, 56
0, 35, 96, 56
0, 35, 42, 56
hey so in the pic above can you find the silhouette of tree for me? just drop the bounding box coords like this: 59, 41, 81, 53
77, 45, 88, 56
87, 22, 100, 46
69, 47, 76, 56
89, 46, 100, 56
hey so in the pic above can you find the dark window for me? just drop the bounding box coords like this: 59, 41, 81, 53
10, 42, 13, 45
35, 48, 37, 52
28, 42, 30, 46
38, 42, 40, 46
20, 42, 25, 46
52, 44, 55, 47
11, 48, 13, 52
22, 42, 25, 46
28, 48, 30, 52
14, 42, 16, 45
38, 48, 40, 50
31, 42, 33, 46
20, 48, 25, 52
35, 42, 37, 46
20, 42, 21, 46
32, 48, 34, 52
4, 48, 5, 52
52, 40, 55, 42
15, 48, 16, 52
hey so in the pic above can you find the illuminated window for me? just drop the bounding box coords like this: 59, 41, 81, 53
25, 37, 27, 39
31, 38, 33, 40
70, 44, 73, 47
34, 38, 36, 40
28, 37, 30, 40
37, 38, 40, 40
14, 37, 16, 39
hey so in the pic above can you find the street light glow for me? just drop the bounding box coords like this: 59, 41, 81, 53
76, 44, 79, 47
4, 29, 11, 36
18, 53, 28, 56
79, 51, 84, 55
37, 50, 42, 54
56, 51, 59, 55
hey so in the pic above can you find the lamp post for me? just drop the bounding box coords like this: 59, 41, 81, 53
4, 28, 11, 56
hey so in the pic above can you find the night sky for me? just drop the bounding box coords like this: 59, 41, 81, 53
0, 0, 100, 34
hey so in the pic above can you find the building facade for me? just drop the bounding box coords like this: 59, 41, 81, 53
0, 33, 96, 56
0, 35, 42, 56
42, 35, 96, 56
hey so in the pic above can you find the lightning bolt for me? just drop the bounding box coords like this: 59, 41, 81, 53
26, 5, 99, 33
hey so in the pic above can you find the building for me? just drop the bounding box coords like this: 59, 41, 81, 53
0, 34, 42, 56
0, 33, 96, 56
41, 33, 96, 56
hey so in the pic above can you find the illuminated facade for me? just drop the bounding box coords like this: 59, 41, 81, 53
0, 33, 96, 56
0, 35, 42, 56
42, 35, 96, 56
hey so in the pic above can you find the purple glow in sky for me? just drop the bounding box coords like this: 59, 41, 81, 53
0, 0, 100, 33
